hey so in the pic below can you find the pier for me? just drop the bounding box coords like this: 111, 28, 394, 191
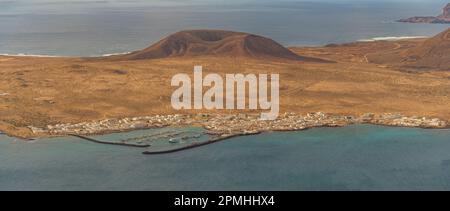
69, 134, 150, 148
142, 132, 260, 155
142, 136, 234, 154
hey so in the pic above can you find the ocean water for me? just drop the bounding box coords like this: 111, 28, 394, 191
1, 0, 450, 191
0, 0, 449, 56
1, 125, 450, 191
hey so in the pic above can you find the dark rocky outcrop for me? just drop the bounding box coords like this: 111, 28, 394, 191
398, 3, 450, 24
438, 3, 450, 19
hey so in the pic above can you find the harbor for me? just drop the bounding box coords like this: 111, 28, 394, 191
3, 124, 450, 190
17, 112, 448, 154
28, 112, 448, 138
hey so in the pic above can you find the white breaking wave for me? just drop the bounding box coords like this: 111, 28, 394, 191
358, 36, 428, 42
0, 53, 66, 58
100, 52, 131, 57
0, 51, 132, 58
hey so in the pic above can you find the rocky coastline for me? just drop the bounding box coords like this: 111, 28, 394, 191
398, 3, 450, 24
398, 16, 450, 24
27, 112, 449, 139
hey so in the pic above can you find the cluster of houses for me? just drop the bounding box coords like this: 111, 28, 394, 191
28, 112, 448, 137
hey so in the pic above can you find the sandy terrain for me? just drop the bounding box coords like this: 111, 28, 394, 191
0, 30, 449, 138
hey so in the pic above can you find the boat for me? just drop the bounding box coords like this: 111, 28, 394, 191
169, 138, 179, 143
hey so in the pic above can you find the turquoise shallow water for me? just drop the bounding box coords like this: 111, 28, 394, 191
0, 124, 449, 191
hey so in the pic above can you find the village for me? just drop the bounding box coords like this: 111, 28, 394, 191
27, 112, 449, 138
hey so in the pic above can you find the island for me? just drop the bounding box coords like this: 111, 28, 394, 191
398, 3, 450, 24
0, 29, 449, 139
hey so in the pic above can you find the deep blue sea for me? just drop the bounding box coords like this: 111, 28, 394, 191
1, 125, 450, 191
0, 0, 449, 56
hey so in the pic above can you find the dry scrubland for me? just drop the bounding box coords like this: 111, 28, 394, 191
0, 29, 449, 138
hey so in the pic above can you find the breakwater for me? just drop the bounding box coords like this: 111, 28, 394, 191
69, 134, 150, 148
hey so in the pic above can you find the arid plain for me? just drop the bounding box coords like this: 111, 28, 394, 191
0, 29, 449, 138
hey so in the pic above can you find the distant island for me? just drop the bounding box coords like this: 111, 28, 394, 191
398, 3, 450, 24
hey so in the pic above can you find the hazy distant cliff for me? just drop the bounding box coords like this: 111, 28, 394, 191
439, 3, 450, 19
398, 3, 450, 24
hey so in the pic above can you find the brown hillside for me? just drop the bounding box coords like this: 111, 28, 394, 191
368, 28, 450, 70
109, 30, 327, 62
402, 28, 450, 69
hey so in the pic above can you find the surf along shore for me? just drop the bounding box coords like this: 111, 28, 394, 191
0, 29, 450, 139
